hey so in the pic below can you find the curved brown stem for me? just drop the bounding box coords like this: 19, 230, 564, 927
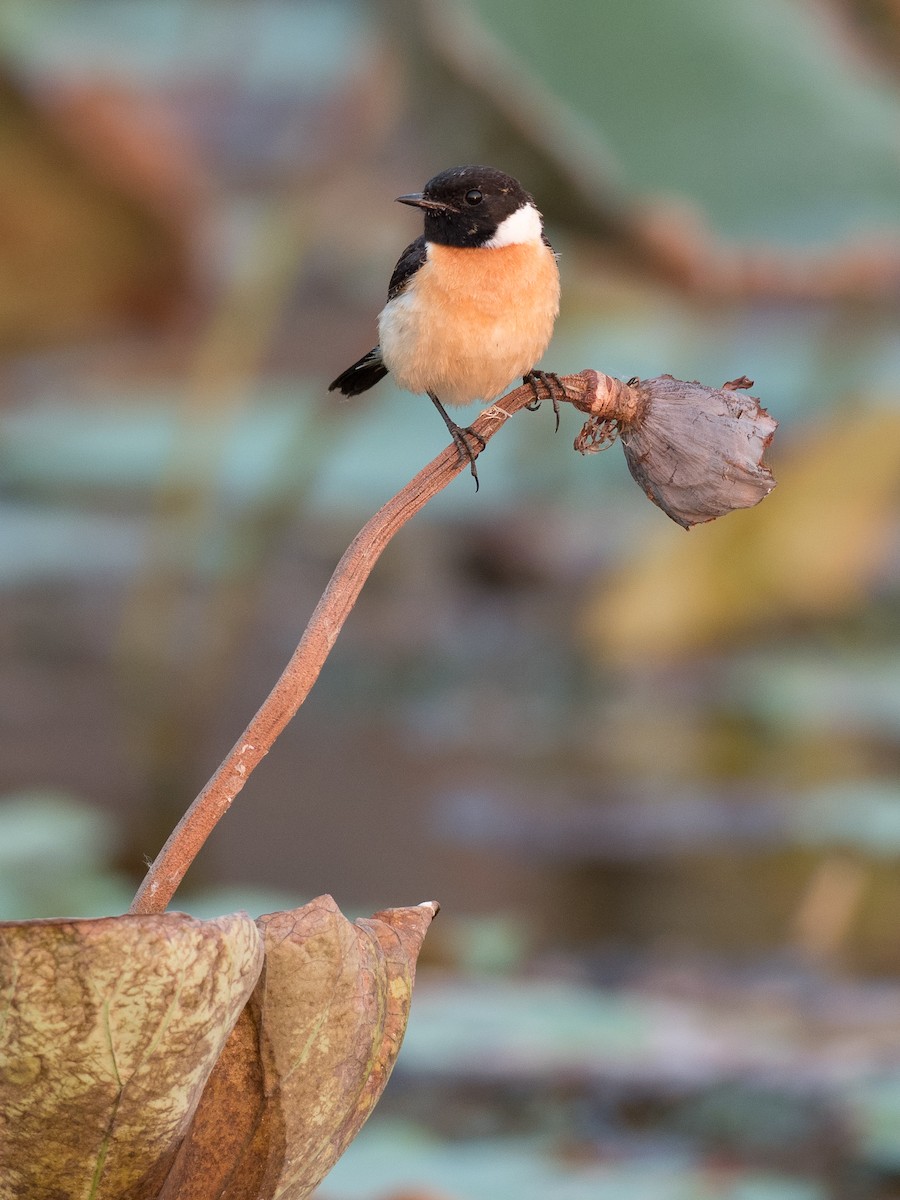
130, 371, 612, 913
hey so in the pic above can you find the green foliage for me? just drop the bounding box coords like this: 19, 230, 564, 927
0, 793, 133, 919
469, 0, 900, 241
327, 1119, 826, 1200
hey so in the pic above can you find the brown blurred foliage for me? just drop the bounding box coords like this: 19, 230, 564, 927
0, 71, 197, 352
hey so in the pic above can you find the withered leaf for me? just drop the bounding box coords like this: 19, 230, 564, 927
161, 895, 438, 1200
0, 912, 263, 1200
618, 375, 777, 529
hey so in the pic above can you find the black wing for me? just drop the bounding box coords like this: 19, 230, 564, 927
387, 235, 428, 302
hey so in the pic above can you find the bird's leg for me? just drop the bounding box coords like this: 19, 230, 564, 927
427, 391, 486, 491
523, 370, 565, 432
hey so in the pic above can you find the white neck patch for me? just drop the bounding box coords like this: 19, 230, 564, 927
483, 202, 543, 248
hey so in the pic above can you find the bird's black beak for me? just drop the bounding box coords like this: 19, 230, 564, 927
396, 192, 454, 213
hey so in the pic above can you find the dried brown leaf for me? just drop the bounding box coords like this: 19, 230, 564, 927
0, 912, 263, 1200
162, 895, 438, 1200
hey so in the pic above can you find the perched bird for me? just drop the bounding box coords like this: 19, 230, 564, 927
328, 165, 560, 487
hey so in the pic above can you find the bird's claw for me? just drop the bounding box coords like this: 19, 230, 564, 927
523, 370, 565, 432
449, 424, 486, 491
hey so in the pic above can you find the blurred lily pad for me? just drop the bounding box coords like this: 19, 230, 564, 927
323, 1119, 826, 1200
0, 789, 116, 868
845, 1076, 900, 1170
734, 650, 900, 738
793, 783, 900, 856
0, 792, 134, 919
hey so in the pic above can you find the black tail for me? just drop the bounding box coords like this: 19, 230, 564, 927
328, 347, 389, 397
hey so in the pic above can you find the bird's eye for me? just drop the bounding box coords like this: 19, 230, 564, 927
464, 189, 483, 206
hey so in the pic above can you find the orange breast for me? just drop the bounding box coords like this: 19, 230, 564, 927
378, 240, 560, 407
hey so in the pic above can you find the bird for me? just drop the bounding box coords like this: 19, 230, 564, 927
328, 165, 561, 488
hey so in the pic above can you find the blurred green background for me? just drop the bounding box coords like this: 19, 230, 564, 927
2, 1, 900, 1196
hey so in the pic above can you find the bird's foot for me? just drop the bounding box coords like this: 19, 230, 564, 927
448, 422, 487, 491
427, 391, 486, 490
523, 370, 565, 432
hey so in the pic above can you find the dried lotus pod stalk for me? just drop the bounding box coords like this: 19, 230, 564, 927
130, 367, 779, 918
571, 371, 777, 529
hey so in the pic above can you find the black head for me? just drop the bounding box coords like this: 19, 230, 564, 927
396, 165, 539, 248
